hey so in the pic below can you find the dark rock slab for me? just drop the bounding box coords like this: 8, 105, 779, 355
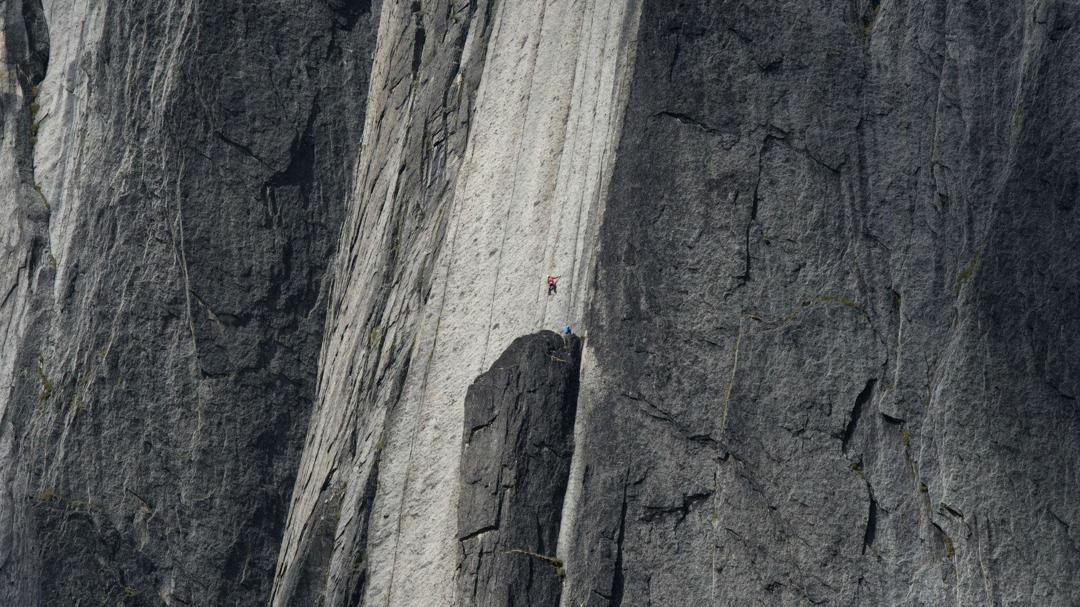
560, 1, 1080, 605
458, 331, 581, 607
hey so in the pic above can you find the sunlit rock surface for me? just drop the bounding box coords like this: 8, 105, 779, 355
1, 1, 1077, 605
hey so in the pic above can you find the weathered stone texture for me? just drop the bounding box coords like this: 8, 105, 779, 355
0, 0, 378, 604
1, 0, 1078, 605
458, 331, 581, 607
272, 1, 638, 605
559, 1, 1080, 605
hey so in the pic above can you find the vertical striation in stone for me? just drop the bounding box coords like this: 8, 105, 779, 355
269, 1, 500, 603
458, 331, 581, 607
273, 1, 640, 604
558, 1, 1080, 605
1, 0, 1077, 605
0, 0, 378, 604
0, 1, 52, 602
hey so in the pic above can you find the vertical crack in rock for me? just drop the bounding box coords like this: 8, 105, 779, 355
16, 0, 49, 88
0, 0, 53, 602
342, 445, 383, 606
862, 491, 879, 555
410, 1, 427, 76
457, 331, 581, 606
741, 134, 782, 282
841, 378, 876, 454
327, 0, 374, 31
610, 482, 628, 607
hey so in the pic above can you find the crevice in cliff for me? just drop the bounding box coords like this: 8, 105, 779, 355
841, 379, 875, 453
641, 491, 712, 530
267, 98, 319, 191
189, 289, 254, 329
667, 40, 681, 82
764, 124, 844, 173
610, 482, 628, 606
343, 449, 382, 607
18, 0, 49, 185
931, 521, 956, 561
18, 0, 50, 89
287, 485, 348, 606
881, 412, 905, 425
740, 135, 780, 282
854, 0, 882, 42
651, 111, 723, 135
862, 492, 878, 554
326, 0, 373, 31
458, 524, 499, 543
215, 131, 275, 170
622, 390, 719, 449
410, 1, 426, 76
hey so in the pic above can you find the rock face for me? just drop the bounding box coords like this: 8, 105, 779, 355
2, 0, 1079, 605
560, 1, 1080, 605
270, 1, 639, 605
458, 331, 581, 606
0, 0, 378, 604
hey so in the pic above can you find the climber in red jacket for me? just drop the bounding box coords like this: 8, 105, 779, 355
546, 275, 559, 295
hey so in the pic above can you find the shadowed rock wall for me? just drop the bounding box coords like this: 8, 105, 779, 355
0, 0, 378, 604
458, 331, 581, 606
559, 1, 1080, 605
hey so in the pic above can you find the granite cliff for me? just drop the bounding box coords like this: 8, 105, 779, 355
0, 0, 378, 603
0, 1, 1077, 606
